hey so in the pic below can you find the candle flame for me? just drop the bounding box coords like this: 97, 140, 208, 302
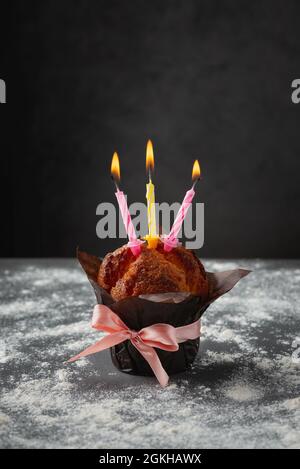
111, 152, 120, 183
192, 159, 201, 181
146, 140, 154, 174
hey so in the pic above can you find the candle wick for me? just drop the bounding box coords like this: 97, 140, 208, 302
111, 175, 120, 192
192, 177, 200, 190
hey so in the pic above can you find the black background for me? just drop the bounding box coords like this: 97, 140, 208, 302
2, 0, 300, 258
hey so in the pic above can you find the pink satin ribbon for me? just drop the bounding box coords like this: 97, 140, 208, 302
68, 304, 201, 387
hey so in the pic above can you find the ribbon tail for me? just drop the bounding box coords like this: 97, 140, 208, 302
132, 341, 169, 388
68, 331, 127, 363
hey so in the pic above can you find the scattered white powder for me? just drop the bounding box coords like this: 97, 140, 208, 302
0, 413, 11, 425
283, 397, 300, 410
208, 261, 244, 271
0, 259, 299, 449
219, 329, 235, 340
7, 266, 86, 286
0, 298, 52, 318
204, 350, 242, 363
224, 382, 263, 402
281, 430, 300, 449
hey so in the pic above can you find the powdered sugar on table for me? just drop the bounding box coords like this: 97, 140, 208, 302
0, 259, 299, 448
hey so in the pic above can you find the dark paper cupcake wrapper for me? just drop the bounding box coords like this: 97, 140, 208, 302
77, 248, 250, 376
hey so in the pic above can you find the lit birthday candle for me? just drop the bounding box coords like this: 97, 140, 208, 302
162, 160, 201, 252
144, 140, 159, 249
111, 152, 143, 256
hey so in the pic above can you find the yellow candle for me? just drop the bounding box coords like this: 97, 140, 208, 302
145, 140, 158, 249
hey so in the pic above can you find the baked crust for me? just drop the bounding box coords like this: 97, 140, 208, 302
98, 241, 208, 301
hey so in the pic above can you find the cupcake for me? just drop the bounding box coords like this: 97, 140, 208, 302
98, 240, 209, 301
75, 246, 250, 380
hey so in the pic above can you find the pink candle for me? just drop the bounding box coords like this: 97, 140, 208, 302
162, 188, 195, 252
115, 189, 142, 256
111, 152, 142, 257
162, 160, 201, 252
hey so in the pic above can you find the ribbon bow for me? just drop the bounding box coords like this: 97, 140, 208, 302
68, 304, 201, 387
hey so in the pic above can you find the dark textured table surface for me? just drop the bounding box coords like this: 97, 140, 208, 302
0, 259, 299, 449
